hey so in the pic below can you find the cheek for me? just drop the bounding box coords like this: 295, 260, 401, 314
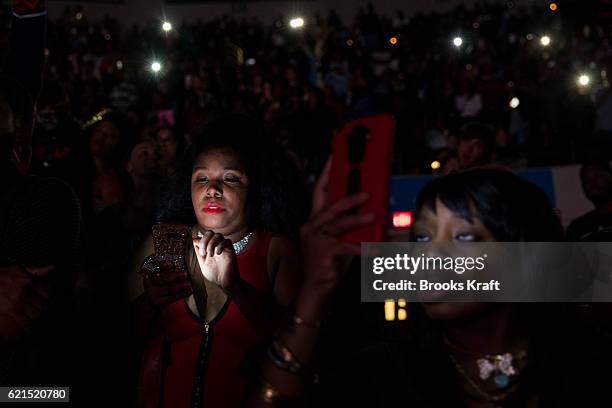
229, 188, 249, 211
191, 184, 203, 204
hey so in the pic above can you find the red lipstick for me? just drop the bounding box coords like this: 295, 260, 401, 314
203, 202, 225, 214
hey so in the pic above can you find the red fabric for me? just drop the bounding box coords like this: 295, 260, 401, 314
135, 333, 165, 408
159, 231, 273, 408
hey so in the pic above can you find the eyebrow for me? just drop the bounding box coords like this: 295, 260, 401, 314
193, 166, 244, 171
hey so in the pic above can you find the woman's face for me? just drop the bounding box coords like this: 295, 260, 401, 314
89, 120, 119, 158
413, 198, 496, 321
157, 129, 178, 164
191, 147, 249, 236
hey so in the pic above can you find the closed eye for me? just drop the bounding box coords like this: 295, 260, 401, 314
414, 234, 431, 243
456, 233, 478, 242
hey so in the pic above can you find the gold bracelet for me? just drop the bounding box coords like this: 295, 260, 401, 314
272, 340, 305, 372
257, 379, 285, 406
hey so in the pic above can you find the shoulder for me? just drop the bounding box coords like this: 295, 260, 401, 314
265, 234, 301, 303
266, 235, 300, 272
268, 235, 299, 258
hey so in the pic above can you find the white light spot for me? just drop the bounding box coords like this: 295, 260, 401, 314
509, 97, 520, 109
289, 17, 304, 29
578, 74, 591, 87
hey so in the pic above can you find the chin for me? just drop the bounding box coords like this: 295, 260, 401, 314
197, 217, 229, 231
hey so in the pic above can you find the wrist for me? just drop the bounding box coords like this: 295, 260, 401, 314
294, 289, 330, 325
299, 281, 335, 303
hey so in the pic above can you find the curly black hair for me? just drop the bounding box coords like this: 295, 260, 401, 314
155, 113, 309, 237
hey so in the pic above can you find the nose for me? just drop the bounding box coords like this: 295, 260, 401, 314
205, 180, 222, 197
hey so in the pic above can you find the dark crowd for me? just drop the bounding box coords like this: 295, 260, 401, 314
2, 0, 612, 407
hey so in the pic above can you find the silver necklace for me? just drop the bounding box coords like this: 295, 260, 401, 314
233, 231, 253, 254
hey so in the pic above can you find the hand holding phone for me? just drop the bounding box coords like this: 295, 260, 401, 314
140, 224, 194, 308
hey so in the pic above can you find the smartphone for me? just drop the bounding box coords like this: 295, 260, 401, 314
151, 223, 191, 256
328, 114, 395, 244
150, 224, 209, 313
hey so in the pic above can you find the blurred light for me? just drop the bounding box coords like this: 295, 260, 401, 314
540, 35, 551, 47
526, 33, 534, 41
473, 22, 480, 29
398, 299, 407, 308
116, 60, 123, 70
602, 70, 607, 79
75, 12, 83, 21
384, 300, 395, 321
162, 21, 172, 32
44, 48, 50, 57
389, 36, 398, 45
151, 62, 162, 73
578, 74, 591, 87
466, 64, 473, 71
509, 97, 520, 109
453, 37, 463, 47
398, 308, 408, 320
431, 161, 441, 170
346, 39, 354, 46
289, 17, 304, 29
393, 211, 413, 228
245, 58, 256, 66
104, 34, 111, 41
549, 3, 558, 11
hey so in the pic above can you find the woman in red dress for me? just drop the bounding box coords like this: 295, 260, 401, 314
129, 114, 306, 408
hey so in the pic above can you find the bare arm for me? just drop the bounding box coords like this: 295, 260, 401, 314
249, 159, 373, 405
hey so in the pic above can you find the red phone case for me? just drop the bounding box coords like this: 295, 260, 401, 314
328, 114, 395, 244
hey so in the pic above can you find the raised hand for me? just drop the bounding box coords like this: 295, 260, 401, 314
192, 230, 239, 290
299, 158, 375, 298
